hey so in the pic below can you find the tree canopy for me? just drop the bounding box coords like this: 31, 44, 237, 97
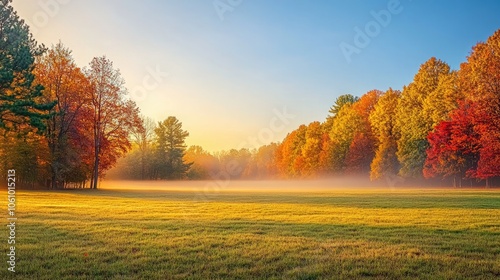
0, 0, 54, 131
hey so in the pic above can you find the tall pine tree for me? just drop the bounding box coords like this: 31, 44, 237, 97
153, 116, 191, 179
0, 0, 54, 131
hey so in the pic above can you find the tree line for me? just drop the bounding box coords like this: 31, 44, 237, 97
0, 1, 193, 188
113, 28, 500, 187
270, 29, 500, 187
2, 0, 499, 188
108, 141, 278, 181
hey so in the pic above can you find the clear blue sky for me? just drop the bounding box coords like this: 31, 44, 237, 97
12, 0, 500, 151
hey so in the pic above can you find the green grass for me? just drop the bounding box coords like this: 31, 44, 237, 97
1, 185, 499, 279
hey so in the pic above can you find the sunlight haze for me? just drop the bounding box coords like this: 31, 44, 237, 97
11, 0, 500, 151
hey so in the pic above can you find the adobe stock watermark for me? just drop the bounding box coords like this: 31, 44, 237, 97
213, 0, 243, 21
339, 0, 405, 63
130, 65, 170, 102
6, 169, 16, 273
193, 106, 295, 202
22, 0, 72, 36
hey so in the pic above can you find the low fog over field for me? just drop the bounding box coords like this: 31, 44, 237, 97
100, 177, 443, 193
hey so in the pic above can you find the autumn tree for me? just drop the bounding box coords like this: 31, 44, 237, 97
343, 90, 380, 174
327, 90, 379, 175
422, 71, 461, 129
395, 57, 452, 178
329, 104, 360, 173
293, 122, 321, 177
153, 116, 191, 179
86, 56, 142, 188
458, 30, 500, 104
475, 120, 500, 185
425, 27, 500, 187
369, 88, 401, 180
344, 132, 375, 175
456, 29, 500, 185
275, 125, 308, 178
34, 43, 91, 188
317, 128, 334, 175
424, 102, 481, 186
275, 121, 334, 178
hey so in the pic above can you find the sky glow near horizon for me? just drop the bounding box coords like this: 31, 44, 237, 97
11, 0, 500, 152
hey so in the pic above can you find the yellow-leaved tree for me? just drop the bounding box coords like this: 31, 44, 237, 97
394, 57, 452, 178
369, 88, 400, 180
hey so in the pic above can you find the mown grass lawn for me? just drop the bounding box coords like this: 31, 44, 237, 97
1, 184, 499, 279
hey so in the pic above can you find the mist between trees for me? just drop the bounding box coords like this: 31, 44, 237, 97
1, 1, 499, 189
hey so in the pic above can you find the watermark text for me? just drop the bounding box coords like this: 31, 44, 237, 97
7, 169, 16, 273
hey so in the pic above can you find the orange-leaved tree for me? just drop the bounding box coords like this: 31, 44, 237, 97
457, 29, 500, 185
85, 56, 142, 189
35, 42, 91, 188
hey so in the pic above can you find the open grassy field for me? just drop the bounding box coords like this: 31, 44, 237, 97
2, 181, 499, 279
